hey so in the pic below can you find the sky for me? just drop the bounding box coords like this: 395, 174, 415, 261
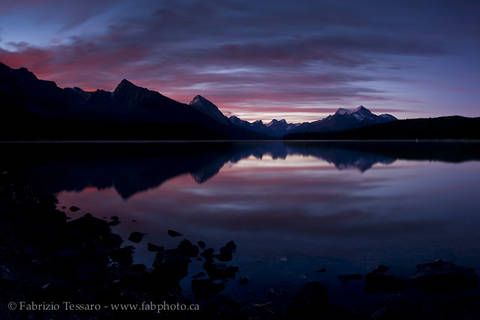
0, 0, 479, 122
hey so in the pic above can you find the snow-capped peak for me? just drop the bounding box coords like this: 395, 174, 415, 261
189, 95, 208, 105
334, 106, 374, 121
335, 108, 351, 116
266, 119, 287, 127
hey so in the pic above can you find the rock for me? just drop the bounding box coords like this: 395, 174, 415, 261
123, 264, 147, 279
192, 271, 206, 279
373, 265, 390, 273
153, 250, 191, 283
129, 263, 146, 272
191, 279, 225, 300
147, 243, 164, 252
55, 248, 81, 260
167, 229, 182, 237
366, 266, 406, 293
197, 241, 206, 249
203, 261, 238, 280
177, 239, 199, 257
103, 233, 123, 248
128, 232, 145, 243
413, 260, 478, 292
268, 288, 281, 295
201, 248, 215, 260
288, 282, 328, 318
338, 274, 362, 283
199, 295, 241, 319
203, 261, 227, 279
68, 213, 110, 237
69, 206, 80, 212
110, 246, 134, 266
239, 276, 249, 285
252, 301, 273, 308
217, 252, 233, 262
371, 307, 389, 320
109, 216, 120, 226
217, 241, 236, 262
225, 266, 239, 279
0, 265, 14, 281
76, 262, 106, 282
225, 240, 236, 251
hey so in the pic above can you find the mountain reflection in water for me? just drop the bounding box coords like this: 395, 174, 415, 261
2, 141, 480, 307
2, 141, 479, 199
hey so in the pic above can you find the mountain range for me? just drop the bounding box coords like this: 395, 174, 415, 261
0, 61, 399, 140
189, 90, 398, 137
1, 61, 478, 140
228, 105, 396, 137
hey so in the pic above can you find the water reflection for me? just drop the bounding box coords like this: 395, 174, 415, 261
2, 141, 480, 303
2, 141, 479, 199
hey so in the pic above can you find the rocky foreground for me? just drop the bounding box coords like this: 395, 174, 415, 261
1, 170, 480, 319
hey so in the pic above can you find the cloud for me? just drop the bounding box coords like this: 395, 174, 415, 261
2, 0, 473, 120
0, 0, 120, 30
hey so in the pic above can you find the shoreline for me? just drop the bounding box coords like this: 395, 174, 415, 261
1, 169, 480, 319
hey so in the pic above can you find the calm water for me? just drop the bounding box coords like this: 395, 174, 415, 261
3, 141, 480, 307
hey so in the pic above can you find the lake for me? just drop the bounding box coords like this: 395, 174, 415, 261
3, 141, 480, 311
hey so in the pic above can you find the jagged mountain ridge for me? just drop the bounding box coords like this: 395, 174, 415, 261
229, 116, 302, 137
228, 104, 396, 137
189, 94, 397, 137
0, 62, 262, 140
0, 61, 396, 140
290, 105, 397, 134
189, 95, 231, 125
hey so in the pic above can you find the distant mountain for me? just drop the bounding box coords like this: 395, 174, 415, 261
3, 61, 476, 141
229, 116, 301, 137
229, 105, 396, 137
189, 95, 231, 126
285, 116, 480, 140
187, 95, 300, 137
291, 106, 397, 134
0, 62, 262, 140
184, 95, 398, 137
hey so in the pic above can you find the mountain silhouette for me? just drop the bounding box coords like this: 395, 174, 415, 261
290, 106, 397, 134
0, 62, 398, 140
2, 61, 478, 141
0, 62, 262, 140
189, 95, 231, 126
188, 95, 397, 137
228, 105, 397, 137
285, 116, 480, 140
